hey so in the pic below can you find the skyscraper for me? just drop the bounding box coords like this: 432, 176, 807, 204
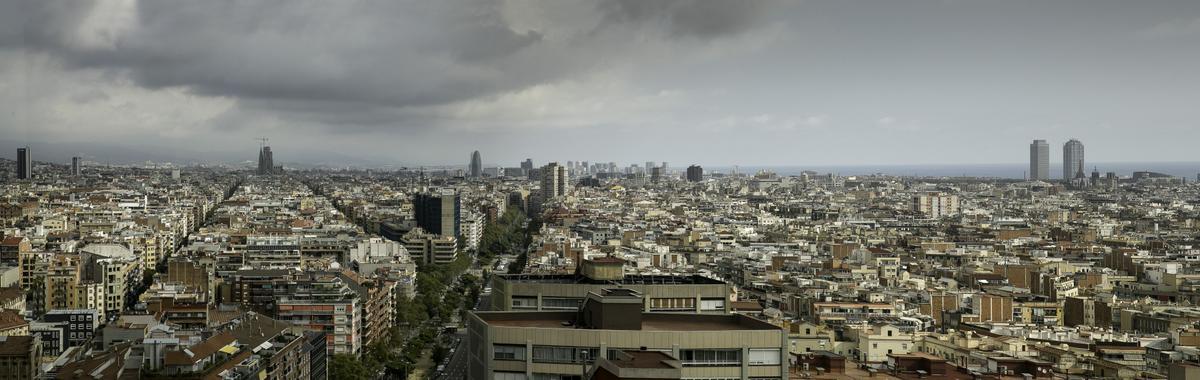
413, 190, 461, 238
257, 146, 275, 175
71, 156, 82, 176
1063, 139, 1085, 180
540, 162, 568, 202
16, 147, 30, 180
686, 165, 704, 182
469, 150, 482, 178
520, 159, 533, 172
1029, 140, 1049, 181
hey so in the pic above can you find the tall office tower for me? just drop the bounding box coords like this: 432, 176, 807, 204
413, 190, 461, 238
540, 162, 568, 201
1063, 139, 1085, 180
257, 146, 275, 175
1029, 140, 1049, 180
661, 162, 669, 172
521, 158, 534, 172
651, 166, 664, 182
645, 161, 655, 173
16, 147, 31, 180
469, 150, 483, 178
686, 165, 704, 182
70, 156, 82, 176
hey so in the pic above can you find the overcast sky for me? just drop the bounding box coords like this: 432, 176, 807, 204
2, 0, 1199, 167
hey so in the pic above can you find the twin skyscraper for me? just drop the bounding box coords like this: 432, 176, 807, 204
1029, 139, 1085, 181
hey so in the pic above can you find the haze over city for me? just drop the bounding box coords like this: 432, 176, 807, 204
4, 0, 1200, 169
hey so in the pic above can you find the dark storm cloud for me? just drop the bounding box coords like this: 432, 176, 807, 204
598, 0, 770, 38
3, 0, 766, 130
0, 1, 93, 49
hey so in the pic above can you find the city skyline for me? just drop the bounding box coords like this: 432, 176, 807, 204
4, 1, 1200, 167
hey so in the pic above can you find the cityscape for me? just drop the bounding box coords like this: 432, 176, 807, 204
5, 2, 1200, 380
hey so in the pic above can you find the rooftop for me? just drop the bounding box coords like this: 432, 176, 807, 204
495, 273, 725, 285
476, 311, 779, 332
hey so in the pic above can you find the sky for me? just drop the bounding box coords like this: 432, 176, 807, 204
2, 0, 1199, 168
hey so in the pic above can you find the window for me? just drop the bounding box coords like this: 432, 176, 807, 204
494, 372, 527, 380
541, 297, 582, 310
494, 344, 526, 361
532, 346, 597, 364
887, 330, 892, 336
748, 349, 781, 365
679, 349, 741, 366
650, 297, 696, 311
512, 297, 538, 310
700, 298, 726, 311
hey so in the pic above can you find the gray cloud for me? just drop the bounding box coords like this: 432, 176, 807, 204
2, 0, 1200, 168
598, 0, 770, 38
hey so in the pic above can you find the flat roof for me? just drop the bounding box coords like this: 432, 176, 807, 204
476, 311, 779, 332
607, 351, 679, 369
496, 273, 726, 285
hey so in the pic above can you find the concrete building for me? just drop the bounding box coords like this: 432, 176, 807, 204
15, 147, 30, 180
541, 162, 569, 203
413, 190, 461, 238
43, 309, 100, 351
1029, 139, 1049, 181
911, 192, 960, 218
401, 228, 458, 265
686, 165, 703, 182
467, 288, 788, 380
71, 156, 82, 177
1063, 139, 1085, 180
0, 335, 40, 380
490, 258, 731, 313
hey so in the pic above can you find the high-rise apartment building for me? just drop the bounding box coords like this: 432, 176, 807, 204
1029, 140, 1049, 181
470, 150, 483, 178
1063, 139, 1085, 180
540, 162, 568, 202
70, 156, 82, 177
258, 146, 275, 175
912, 192, 960, 218
686, 165, 704, 182
16, 147, 31, 180
413, 190, 461, 238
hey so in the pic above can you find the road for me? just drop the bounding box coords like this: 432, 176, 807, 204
435, 330, 468, 379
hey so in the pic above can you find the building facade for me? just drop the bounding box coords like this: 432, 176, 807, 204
1063, 139, 1085, 180
467, 289, 787, 380
1029, 139, 1049, 181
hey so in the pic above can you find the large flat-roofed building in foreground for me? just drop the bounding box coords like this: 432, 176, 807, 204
490, 258, 732, 313
468, 288, 787, 380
